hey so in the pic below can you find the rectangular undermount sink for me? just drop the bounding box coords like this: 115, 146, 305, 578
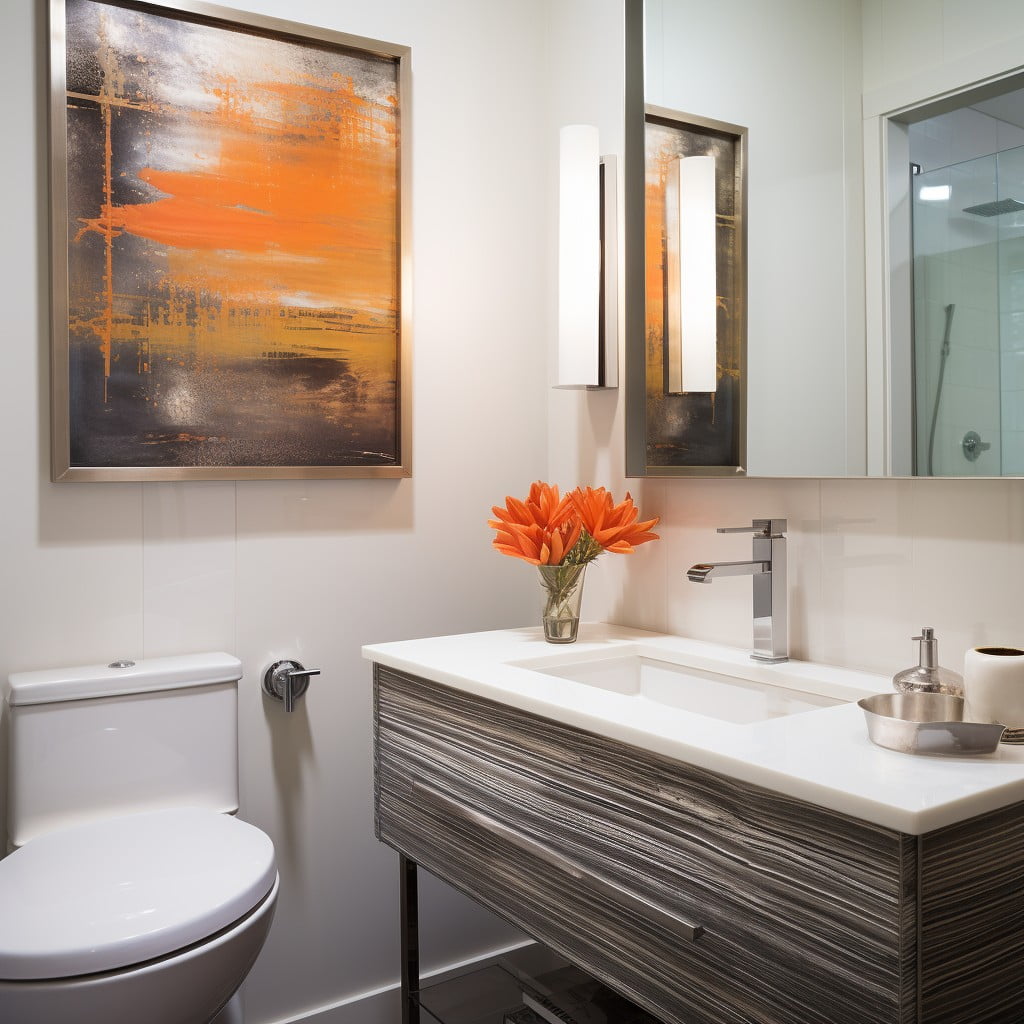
521, 653, 845, 724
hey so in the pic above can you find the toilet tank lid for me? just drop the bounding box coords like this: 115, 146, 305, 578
5, 652, 243, 706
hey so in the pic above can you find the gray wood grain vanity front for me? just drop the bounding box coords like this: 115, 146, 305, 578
373, 664, 1024, 1024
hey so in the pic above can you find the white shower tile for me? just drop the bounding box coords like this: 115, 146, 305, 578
941, 383, 999, 435
950, 261, 998, 310
1003, 349, 1024, 390
1003, 311, 1024, 352
1000, 429, 1024, 473
1000, 235, 1024, 275
996, 120, 1024, 154
930, 420, 970, 477
1001, 398, 1015, 437
946, 345, 999, 389
1000, 394, 1024, 432
1002, 268, 1024, 313
913, 200, 953, 258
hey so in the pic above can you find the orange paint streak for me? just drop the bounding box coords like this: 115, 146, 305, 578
68, 10, 401, 406
644, 123, 739, 395
109, 73, 398, 312
645, 148, 669, 330
644, 135, 673, 392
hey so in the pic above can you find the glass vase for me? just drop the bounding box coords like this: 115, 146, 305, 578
537, 563, 587, 644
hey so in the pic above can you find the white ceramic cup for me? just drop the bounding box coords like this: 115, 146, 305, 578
963, 646, 1024, 743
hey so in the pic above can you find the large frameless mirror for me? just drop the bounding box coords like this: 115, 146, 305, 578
624, 0, 1024, 478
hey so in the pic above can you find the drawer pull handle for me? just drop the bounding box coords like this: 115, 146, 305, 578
413, 781, 705, 943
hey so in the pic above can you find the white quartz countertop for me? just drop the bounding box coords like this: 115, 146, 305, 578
362, 624, 1024, 835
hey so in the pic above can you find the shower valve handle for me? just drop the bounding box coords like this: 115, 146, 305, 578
962, 431, 991, 462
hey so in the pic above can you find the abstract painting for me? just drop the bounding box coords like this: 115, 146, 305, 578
50, 0, 410, 479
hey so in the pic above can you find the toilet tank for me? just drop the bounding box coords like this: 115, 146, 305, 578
4, 653, 242, 848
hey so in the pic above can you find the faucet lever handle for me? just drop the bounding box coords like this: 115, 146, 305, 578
717, 518, 787, 537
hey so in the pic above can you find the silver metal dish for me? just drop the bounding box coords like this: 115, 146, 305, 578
858, 693, 1006, 756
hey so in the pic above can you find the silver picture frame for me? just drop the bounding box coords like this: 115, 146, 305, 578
49, 0, 411, 480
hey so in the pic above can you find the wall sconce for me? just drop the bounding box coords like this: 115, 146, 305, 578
556, 124, 618, 389
666, 154, 717, 393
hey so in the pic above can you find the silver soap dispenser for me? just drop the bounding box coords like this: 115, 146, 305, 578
892, 627, 964, 697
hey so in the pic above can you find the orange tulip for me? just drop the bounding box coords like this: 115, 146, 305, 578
489, 481, 573, 532
489, 481, 658, 566
489, 481, 581, 565
567, 486, 660, 555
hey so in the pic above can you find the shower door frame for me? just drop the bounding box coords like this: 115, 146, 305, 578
864, 65, 1024, 478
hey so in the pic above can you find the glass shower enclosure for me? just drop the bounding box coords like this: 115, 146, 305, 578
912, 145, 1024, 476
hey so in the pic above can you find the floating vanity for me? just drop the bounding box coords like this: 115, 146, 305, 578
364, 624, 1024, 1024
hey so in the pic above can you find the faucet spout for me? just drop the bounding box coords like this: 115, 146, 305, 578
687, 560, 769, 584
687, 518, 788, 663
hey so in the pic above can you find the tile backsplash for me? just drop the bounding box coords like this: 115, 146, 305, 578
590, 476, 1024, 681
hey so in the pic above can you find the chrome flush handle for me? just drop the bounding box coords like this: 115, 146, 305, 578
263, 660, 321, 712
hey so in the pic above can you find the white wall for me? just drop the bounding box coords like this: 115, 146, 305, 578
0, 1, 554, 1022
862, 0, 1024, 99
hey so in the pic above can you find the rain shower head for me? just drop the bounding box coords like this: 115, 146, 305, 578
963, 197, 1024, 217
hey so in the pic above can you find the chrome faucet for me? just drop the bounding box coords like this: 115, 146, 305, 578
687, 518, 788, 663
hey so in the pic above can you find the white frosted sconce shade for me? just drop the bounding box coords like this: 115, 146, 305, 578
557, 124, 618, 389
667, 154, 717, 394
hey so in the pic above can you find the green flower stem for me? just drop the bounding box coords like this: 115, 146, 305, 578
565, 530, 603, 566
538, 562, 587, 621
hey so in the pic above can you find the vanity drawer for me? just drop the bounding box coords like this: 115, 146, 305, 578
374, 667, 917, 1024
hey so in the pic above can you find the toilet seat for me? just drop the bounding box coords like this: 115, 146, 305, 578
0, 807, 276, 981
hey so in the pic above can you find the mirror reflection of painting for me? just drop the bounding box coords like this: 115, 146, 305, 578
643, 112, 745, 472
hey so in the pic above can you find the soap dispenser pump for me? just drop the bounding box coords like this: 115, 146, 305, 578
892, 627, 964, 697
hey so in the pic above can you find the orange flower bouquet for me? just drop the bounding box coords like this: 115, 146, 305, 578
489, 481, 660, 643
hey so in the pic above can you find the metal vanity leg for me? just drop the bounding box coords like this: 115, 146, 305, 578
400, 855, 420, 1024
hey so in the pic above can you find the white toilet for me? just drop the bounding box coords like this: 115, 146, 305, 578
0, 653, 278, 1024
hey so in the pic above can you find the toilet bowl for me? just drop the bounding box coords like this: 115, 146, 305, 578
0, 654, 278, 1024
0, 808, 278, 1024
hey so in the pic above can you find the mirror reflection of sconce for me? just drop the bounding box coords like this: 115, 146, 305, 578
556, 124, 618, 389
666, 155, 717, 394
